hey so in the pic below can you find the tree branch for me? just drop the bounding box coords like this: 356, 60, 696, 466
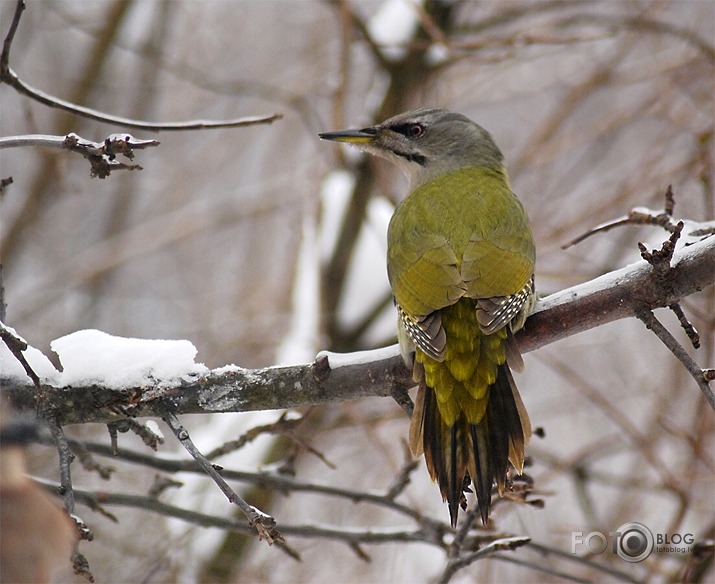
34, 434, 448, 531
520, 223, 714, 353
3, 228, 713, 423
35, 478, 446, 547
159, 409, 283, 546
635, 309, 714, 409
438, 536, 532, 583
0, 133, 160, 178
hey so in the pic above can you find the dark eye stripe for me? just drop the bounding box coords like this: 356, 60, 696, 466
391, 123, 424, 138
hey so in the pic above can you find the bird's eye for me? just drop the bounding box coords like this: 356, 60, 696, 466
408, 124, 424, 138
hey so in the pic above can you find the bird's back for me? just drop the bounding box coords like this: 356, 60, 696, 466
387, 166, 534, 318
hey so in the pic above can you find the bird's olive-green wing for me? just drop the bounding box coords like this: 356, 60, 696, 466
461, 196, 535, 334
388, 231, 466, 318
388, 231, 466, 361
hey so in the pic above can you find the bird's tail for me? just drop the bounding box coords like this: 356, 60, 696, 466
410, 363, 531, 526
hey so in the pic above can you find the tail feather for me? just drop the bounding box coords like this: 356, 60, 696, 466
408, 382, 427, 457
410, 363, 530, 527
448, 422, 462, 526
468, 422, 493, 525
500, 365, 531, 472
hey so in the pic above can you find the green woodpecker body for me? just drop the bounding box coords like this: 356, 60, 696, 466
320, 109, 535, 526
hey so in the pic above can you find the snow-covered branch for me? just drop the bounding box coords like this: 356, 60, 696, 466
0, 133, 160, 178
3, 226, 713, 424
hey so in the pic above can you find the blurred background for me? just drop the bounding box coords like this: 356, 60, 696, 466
1, 1, 713, 582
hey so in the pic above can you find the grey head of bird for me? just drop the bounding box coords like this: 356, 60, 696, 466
320, 108, 505, 189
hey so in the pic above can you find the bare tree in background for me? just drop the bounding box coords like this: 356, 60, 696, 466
1, 1, 713, 583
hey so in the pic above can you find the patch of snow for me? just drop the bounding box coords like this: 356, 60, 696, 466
276, 190, 322, 365
316, 344, 401, 368
144, 420, 164, 442
368, 0, 422, 61
211, 364, 243, 375
319, 170, 354, 262
50, 329, 208, 389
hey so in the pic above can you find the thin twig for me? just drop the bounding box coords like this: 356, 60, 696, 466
71, 550, 94, 583
448, 505, 480, 559
106, 419, 164, 452
0, 176, 13, 195
70, 441, 115, 480
159, 409, 284, 545
206, 413, 300, 459
527, 541, 642, 583
206, 412, 334, 469
0, 0, 282, 133
0, 0, 24, 75
45, 415, 95, 581
438, 536, 531, 583
562, 185, 680, 249
561, 214, 633, 248
392, 385, 415, 417
37, 479, 437, 544
635, 309, 714, 410
559, 13, 715, 61
0, 323, 41, 391
347, 541, 371, 562
107, 423, 119, 456
494, 555, 593, 584
46, 419, 76, 514
147, 476, 184, 499
637, 220, 683, 272
669, 303, 700, 349
385, 441, 420, 500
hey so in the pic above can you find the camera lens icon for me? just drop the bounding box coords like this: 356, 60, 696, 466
615, 522, 654, 563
